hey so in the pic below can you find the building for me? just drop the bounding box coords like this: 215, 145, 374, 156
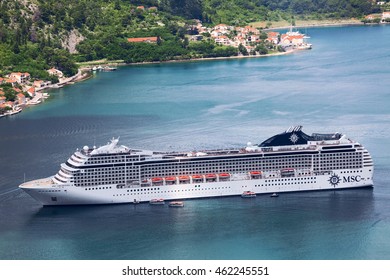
382, 12, 390, 21
9, 72, 30, 84
214, 35, 230, 46
16, 93, 26, 105
127, 37, 159, 43
33, 80, 51, 89
280, 34, 304, 46
266, 32, 280, 45
26, 86, 35, 98
47, 68, 64, 78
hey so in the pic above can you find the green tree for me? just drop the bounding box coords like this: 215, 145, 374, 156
238, 43, 248, 55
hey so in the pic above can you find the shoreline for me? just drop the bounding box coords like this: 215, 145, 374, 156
78, 49, 296, 71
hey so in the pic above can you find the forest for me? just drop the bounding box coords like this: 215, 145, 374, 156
0, 0, 382, 79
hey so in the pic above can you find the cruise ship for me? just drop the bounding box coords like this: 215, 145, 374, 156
19, 126, 374, 206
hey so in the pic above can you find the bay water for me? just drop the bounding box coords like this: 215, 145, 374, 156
0, 25, 390, 259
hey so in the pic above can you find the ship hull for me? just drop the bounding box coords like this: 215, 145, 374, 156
20, 168, 373, 206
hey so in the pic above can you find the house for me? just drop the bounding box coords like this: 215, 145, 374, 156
16, 93, 26, 105
0, 77, 5, 84
0, 95, 6, 105
244, 26, 260, 35
214, 24, 229, 33
281, 34, 304, 46
136, 6, 145, 10
26, 86, 35, 98
365, 14, 380, 20
214, 35, 230, 46
266, 32, 280, 44
382, 12, 390, 21
127, 37, 159, 43
47, 68, 64, 78
5, 78, 17, 86
9, 72, 30, 84
33, 80, 51, 89
13, 87, 22, 94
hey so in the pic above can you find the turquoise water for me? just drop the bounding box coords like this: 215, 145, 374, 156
0, 25, 390, 259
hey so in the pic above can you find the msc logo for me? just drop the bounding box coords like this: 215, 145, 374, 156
329, 174, 362, 187
328, 174, 340, 187
343, 175, 361, 183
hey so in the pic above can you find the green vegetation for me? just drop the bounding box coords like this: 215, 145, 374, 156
0, 0, 384, 81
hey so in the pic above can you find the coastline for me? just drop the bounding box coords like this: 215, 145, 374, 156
78, 49, 295, 71
2, 20, 367, 118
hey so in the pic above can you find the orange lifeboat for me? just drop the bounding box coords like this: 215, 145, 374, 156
218, 173, 230, 181
165, 176, 176, 185
191, 174, 203, 182
250, 171, 262, 179
165, 176, 176, 182
179, 175, 190, 181
205, 174, 217, 182
151, 177, 163, 182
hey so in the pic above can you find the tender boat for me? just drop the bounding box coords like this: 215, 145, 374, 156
270, 193, 279, 197
241, 191, 256, 198
169, 201, 184, 207
149, 198, 165, 205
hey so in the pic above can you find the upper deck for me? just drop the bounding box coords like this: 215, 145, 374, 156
72, 126, 358, 165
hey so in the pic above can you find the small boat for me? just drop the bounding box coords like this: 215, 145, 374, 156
297, 43, 312, 50
149, 198, 165, 205
133, 199, 140, 204
103, 66, 117, 71
241, 191, 256, 198
270, 193, 279, 197
169, 201, 184, 207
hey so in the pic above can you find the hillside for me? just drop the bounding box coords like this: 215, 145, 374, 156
0, 0, 381, 79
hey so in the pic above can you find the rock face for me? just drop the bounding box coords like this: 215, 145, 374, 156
62, 29, 85, 54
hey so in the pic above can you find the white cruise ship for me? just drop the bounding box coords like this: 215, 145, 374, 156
19, 126, 374, 206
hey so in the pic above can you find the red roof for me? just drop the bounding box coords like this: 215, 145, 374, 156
127, 37, 158, 43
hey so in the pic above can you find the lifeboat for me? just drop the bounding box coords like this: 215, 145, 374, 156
179, 175, 190, 181
218, 173, 230, 181
151, 177, 163, 185
165, 176, 176, 185
191, 174, 203, 182
151, 177, 163, 182
250, 171, 262, 179
205, 174, 217, 182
